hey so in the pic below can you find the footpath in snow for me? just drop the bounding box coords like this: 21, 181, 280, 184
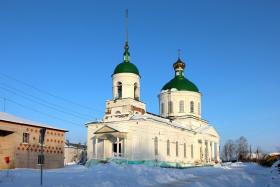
0, 162, 279, 187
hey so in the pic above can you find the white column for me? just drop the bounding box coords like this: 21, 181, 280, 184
210, 142, 213, 162
116, 137, 119, 157
95, 138, 98, 159
103, 140, 105, 160
212, 142, 215, 162
217, 143, 220, 161
201, 141, 204, 161
123, 138, 126, 158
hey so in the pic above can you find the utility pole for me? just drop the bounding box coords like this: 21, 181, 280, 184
38, 128, 46, 186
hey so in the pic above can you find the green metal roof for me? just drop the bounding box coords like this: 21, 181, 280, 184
113, 41, 140, 76
161, 75, 199, 92
113, 62, 140, 75
161, 58, 199, 92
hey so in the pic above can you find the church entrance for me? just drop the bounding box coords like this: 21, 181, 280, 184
93, 127, 127, 159
113, 143, 122, 156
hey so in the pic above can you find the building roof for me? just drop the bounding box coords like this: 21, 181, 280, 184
133, 112, 218, 137
65, 141, 87, 149
0, 112, 68, 132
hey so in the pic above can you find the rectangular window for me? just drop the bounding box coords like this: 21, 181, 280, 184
161, 103, 164, 115
154, 137, 158, 156
184, 143, 186, 158
167, 140, 170, 156
179, 101, 184, 113
190, 101, 194, 113
168, 101, 173, 113
191, 144, 194, 159
23, 133, 29, 143
176, 141, 179, 157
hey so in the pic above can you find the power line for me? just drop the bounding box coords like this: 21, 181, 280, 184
0, 73, 103, 112
0, 82, 93, 120
0, 97, 83, 128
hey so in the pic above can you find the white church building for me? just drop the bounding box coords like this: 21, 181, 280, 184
86, 39, 220, 167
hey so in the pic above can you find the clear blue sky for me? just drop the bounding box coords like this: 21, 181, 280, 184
0, 0, 279, 152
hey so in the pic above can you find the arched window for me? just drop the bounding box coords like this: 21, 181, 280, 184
179, 100, 184, 113
168, 101, 173, 114
134, 82, 139, 100
184, 143, 186, 158
198, 102, 201, 115
176, 141, 179, 157
117, 82, 122, 99
190, 101, 194, 113
167, 140, 170, 156
154, 137, 158, 156
161, 103, 165, 115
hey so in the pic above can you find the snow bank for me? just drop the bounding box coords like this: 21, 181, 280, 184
269, 159, 280, 186
0, 162, 277, 187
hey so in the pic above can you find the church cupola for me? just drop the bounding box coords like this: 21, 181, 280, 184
173, 58, 185, 77
113, 42, 140, 76
162, 57, 199, 92
159, 53, 202, 119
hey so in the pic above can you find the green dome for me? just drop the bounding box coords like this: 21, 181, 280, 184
161, 57, 199, 92
113, 62, 139, 75
113, 41, 140, 76
161, 75, 199, 92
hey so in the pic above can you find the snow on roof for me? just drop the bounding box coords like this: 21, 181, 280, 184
193, 125, 219, 137
131, 113, 193, 132
0, 112, 68, 132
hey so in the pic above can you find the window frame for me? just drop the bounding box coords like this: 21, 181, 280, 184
117, 82, 122, 99
176, 141, 179, 157
179, 100, 184, 113
161, 103, 165, 115
191, 144, 194, 159
168, 101, 173, 114
22, 132, 30, 144
190, 101, 194, 113
167, 140, 170, 156
154, 137, 158, 156
184, 143, 186, 158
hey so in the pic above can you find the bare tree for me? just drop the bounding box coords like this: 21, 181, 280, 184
222, 139, 236, 161
255, 146, 265, 161
236, 136, 249, 161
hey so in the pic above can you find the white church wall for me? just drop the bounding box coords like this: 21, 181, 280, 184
125, 119, 204, 163
159, 90, 201, 118
86, 118, 220, 164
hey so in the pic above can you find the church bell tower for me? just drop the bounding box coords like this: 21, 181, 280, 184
103, 10, 146, 122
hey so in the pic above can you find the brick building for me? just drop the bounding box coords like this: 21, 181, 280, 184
0, 112, 67, 169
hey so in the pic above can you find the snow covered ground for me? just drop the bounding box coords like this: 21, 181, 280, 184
0, 162, 279, 187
